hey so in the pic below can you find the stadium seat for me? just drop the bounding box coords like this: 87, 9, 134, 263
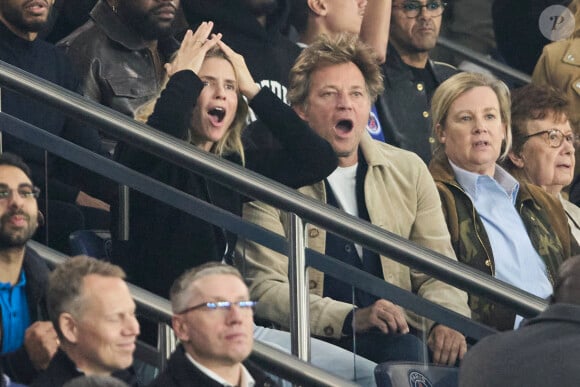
69, 229, 112, 260
375, 361, 458, 387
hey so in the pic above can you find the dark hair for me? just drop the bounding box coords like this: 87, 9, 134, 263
508, 84, 570, 159
0, 153, 33, 182
289, 0, 310, 34
551, 255, 580, 305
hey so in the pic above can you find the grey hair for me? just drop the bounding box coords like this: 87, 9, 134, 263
169, 262, 244, 313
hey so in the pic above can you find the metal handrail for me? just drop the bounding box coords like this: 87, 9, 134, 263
0, 111, 498, 343
32, 241, 358, 387
437, 36, 532, 85
0, 59, 548, 320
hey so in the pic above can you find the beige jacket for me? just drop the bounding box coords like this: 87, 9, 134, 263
236, 133, 470, 339
532, 38, 580, 132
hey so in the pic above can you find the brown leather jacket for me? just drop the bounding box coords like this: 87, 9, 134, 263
57, 0, 178, 119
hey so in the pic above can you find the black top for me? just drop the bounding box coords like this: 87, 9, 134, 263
30, 350, 139, 387
113, 70, 337, 297
0, 22, 104, 202
181, 0, 300, 98
148, 345, 278, 387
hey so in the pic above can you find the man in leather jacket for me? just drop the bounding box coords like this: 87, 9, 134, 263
57, 0, 180, 123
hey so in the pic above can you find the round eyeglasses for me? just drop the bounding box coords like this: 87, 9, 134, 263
392, 1, 447, 18
521, 129, 577, 148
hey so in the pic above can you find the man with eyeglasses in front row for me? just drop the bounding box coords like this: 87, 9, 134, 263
149, 263, 277, 387
0, 153, 59, 385
373, 0, 458, 165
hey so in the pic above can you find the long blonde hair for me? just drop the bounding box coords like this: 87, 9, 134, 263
135, 47, 248, 164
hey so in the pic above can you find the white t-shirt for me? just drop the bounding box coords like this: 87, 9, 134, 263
326, 164, 362, 257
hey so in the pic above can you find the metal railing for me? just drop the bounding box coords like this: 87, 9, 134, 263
437, 37, 532, 85
33, 241, 357, 387
0, 59, 549, 367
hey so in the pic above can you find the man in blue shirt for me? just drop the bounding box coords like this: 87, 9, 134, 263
0, 153, 57, 384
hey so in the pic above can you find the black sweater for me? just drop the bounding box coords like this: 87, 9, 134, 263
0, 22, 104, 202
113, 70, 337, 297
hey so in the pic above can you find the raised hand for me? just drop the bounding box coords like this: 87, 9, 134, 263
215, 40, 261, 100
24, 321, 59, 370
165, 21, 222, 77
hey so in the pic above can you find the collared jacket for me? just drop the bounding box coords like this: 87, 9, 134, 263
532, 38, 580, 132
238, 133, 470, 339
148, 345, 278, 387
375, 45, 459, 164
57, 0, 179, 118
0, 247, 50, 385
429, 155, 575, 330
30, 350, 139, 387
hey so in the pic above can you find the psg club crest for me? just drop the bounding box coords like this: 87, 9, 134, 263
366, 110, 381, 135
408, 370, 433, 387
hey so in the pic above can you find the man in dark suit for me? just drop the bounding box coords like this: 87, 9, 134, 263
149, 263, 276, 387
459, 255, 580, 386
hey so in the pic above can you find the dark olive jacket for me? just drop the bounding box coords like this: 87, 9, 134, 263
429, 155, 576, 330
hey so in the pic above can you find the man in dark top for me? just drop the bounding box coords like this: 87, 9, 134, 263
0, 0, 111, 253
0, 154, 57, 385
375, 0, 458, 164
149, 263, 277, 387
32, 256, 139, 387
58, 0, 180, 121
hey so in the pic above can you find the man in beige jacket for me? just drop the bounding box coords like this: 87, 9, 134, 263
236, 33, 470, 366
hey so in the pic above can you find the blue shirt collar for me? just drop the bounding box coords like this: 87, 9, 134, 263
0, 270, 27, 290
450, 160, 519, 203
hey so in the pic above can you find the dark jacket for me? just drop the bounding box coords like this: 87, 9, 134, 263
148, 345, 278, 387
30, 350, 139, 387
0, 248, 50, 385
113, 70, 337, 297
376, 45, 458, 164
57, 0, 179, 118
181, 0, 300, 104
429, 155, 575, 330
0, 21, 105, 203
459, 303, 580, 387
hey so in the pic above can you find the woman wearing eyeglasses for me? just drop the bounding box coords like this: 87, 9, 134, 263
428, 72, 577, 332
502, 83, 580, 244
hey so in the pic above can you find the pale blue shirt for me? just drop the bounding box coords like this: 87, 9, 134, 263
451, 161, 552, 326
